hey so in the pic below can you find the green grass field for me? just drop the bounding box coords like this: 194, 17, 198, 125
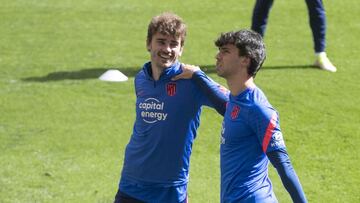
1, 0, 359, 202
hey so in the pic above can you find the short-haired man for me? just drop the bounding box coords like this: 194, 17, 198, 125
114, 12, 228, 203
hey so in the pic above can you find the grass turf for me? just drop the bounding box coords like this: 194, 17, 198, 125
1, 0, 359, 202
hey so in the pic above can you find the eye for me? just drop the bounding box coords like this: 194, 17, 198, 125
220, 49, 229, 54
170, 42, 179, 48
157, 40, 166, 45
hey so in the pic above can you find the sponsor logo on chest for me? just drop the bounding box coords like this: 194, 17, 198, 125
138, 98, 168, 123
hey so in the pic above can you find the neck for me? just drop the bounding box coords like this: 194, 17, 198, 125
227, 73, 255, 96
151, 67, 162, 81
150, 65, 167, 81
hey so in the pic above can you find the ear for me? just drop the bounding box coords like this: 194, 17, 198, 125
146, 42, 151, 52
146, 38, 153, 52
178, 46, 184, 56
240, 56, 251, 67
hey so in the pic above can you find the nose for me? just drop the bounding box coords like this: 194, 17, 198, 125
163, 43, 172, 53
215, 52, 221, 60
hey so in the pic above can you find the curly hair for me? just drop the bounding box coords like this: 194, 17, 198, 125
215, 30, 266, 77
147, 12, 187, 47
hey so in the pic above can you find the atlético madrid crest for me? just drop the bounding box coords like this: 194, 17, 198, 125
231, 105, 240, 119
166, 83, 176, 96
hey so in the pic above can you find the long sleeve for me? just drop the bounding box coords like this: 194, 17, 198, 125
267, 148, 307, 203
191, 71, 229, 116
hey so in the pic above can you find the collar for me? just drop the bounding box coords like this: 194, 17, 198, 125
142, 61, 182, 81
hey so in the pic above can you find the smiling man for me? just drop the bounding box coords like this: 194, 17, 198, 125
114, 12, 228, 203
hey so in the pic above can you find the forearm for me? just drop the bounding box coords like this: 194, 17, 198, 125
192, 71, 228, 116
267, 149, 307, 203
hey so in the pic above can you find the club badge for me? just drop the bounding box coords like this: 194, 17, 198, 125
166, 83, 177, 96
231, 105, 240, 119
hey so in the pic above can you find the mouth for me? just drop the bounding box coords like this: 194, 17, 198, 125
216, 62, 221, 70
159, 53, 172, 60
215, 67, 221, 73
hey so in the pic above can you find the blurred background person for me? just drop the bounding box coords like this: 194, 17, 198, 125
251, 0, 337, 72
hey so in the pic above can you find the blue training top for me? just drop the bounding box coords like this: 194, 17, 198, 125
119, 61, 228, 202
220, 86, 286, 203
192, 75, 306, 203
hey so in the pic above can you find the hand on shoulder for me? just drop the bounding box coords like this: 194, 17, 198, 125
172, 63, 201, 81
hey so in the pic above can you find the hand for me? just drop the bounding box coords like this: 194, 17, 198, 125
172, 63, 201, 81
